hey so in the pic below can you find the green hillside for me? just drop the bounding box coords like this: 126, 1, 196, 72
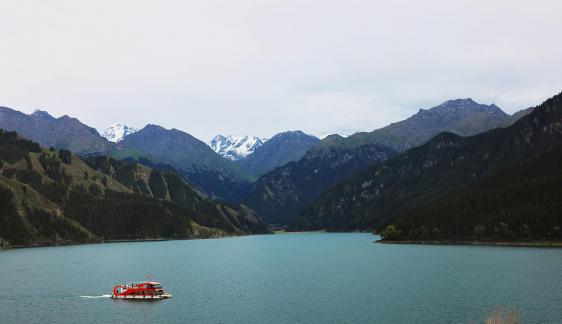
0, 130, 267, 248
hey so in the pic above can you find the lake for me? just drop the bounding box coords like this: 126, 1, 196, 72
0, 233, 560, 323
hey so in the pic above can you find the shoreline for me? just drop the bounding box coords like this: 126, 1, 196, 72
376, 239, 562, 248
1, 231, 363, 250
4, 233, 562, 251
1, 235, 244, 251
273, 230, 327, 234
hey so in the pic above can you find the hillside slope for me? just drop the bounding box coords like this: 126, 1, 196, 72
243, 144, 396, 224
385, 145, 562, 240
0, 130, 267, 248
292, 92, 562, 241
84, 155, 266, 235
243, 99, 520, 225
237, 131, 320, 177
113, 124, 254, 202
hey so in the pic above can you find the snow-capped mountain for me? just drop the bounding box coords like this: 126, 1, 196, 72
102, 123, 138, 142
210, 135, 268, 161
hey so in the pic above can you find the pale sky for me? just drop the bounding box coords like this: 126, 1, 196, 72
1, 0, 561, 141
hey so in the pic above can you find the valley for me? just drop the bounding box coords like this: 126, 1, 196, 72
1, 94, 561, 248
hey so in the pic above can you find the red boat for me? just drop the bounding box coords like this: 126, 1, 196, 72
111, 281, 172, 300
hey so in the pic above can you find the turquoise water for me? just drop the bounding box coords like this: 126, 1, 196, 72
0, 233, 561, 323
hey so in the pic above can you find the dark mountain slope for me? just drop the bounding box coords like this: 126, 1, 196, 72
237, 131, 320, 177
84, 156, 267, 235
243, 144, 396, 225
292, 92, 562, 235
113, 125, 254, 202
387, 145, 562, 240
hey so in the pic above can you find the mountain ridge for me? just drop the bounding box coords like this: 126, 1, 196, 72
0, 107, 111, 154
243, 98, 524, 225
313, 98, 513, 152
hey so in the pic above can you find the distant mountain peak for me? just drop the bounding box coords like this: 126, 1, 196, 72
142, 124, 167, 132
444, 98, 476, 104
210, 134, 267, 161
413, 99, 508, 123
30, 109, 55, 120
102, 123, 138, 143
323, 134, 345, 140
284, 130, 307, 136
433, 98, 507, 115
237, 130, 320, 177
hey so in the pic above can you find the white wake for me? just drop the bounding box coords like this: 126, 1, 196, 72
79, 294, 111, 299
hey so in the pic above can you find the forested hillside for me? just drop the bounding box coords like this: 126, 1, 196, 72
384, 145, 562, 241
291, 92, 562, 242
243, 99, 524, 226
0, 130, 267, 248
113, 124, 254, 202
243, 143, 396, 224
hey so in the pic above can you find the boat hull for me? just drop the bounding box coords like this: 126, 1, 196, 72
112, 293, 171, 300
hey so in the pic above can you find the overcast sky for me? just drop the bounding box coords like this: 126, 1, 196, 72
1, 1, 561, 141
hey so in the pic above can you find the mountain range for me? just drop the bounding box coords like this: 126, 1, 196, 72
243, 98, 529, 225
290, 93, 562, 242
0, 108, 255, 202
1, 93, 557, 245
0, 107, 323, 203
0, 108, 111, 154
210, 132, 319, 178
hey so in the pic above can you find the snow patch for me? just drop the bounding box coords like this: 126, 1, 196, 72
102, 124, 138, 142
209, 135, 268, 160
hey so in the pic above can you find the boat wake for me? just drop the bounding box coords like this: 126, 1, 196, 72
79, 295, 111, 299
